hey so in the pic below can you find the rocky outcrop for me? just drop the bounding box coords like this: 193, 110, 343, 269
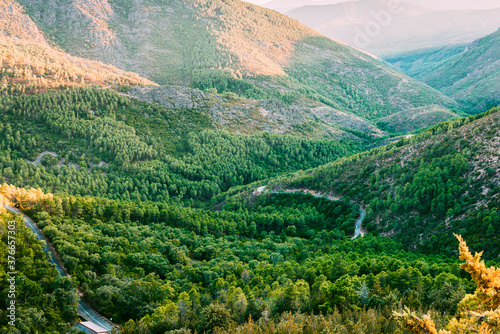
129, 85, 215, 110
0, 0, 47, 44
128, 85, 385, 140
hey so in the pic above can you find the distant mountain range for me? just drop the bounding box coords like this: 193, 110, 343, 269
261, 0, 349, 13
386, 28, 500, 112
265, 0, 500, 14
285, 0, 500, 56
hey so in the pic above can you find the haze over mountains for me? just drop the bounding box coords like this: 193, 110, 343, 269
254, 0, 500, 13
387, 27, 500, 112
284, 0, 500, 55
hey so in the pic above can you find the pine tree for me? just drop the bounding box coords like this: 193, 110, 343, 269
396, 234, 500, 333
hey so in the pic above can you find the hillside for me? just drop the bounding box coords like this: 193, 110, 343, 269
2, 104, 496, 332
385, 44, 468, 78
2, 89, 481, 334
14, 0, 459, 126
286, 0, 500, 56
0, 88, 367, 204
127, 85, 383, 139
387, 28, 500, 113
0, 0, 154, 93
0, 0, 379, 141
1, 95, 497, 334
239, 107, 500, 257
376, 105, 461, 133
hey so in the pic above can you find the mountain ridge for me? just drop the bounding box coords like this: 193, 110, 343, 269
12, 0, 460, 130
0, 0, 155, 93
261, 107, 500, 255
386, 28, 500, 112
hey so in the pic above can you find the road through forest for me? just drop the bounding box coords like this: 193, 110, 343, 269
255, 186, 366, 238
3, 205, 114, 332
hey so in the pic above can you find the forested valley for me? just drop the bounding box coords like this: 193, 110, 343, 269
0, 86, 498, 333
0, 0, 499, 332
0, 185, 483, 333
0, 89, 359, 204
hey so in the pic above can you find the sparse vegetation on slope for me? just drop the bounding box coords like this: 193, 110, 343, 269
15, 0, 459, 130
127, 85, 384, 140
0, 39, 154, 94
376, 105, 461, 133
0, 0, 154, 93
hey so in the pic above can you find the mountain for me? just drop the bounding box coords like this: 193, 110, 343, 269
262, 0, 349, 13
0, 0, 154, 93
387, 28, 500, 112
0, 0, 377, 141
0, 88, 368, 203
286, 0, 500, 56
376, 105, 461, 133
235, 106, 500, 256
14, 0, 459, 129
1, 1, 499, 333
2, 98, 497, 334
408, 0, 500, 10
384, 44, 468, 78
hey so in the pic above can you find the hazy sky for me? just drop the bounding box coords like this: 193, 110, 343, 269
244, 0, 500, 10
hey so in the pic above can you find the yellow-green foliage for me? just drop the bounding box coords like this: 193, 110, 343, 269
396, 234, 500, 333
0, 183, 52, 210
0, 38, 154, 94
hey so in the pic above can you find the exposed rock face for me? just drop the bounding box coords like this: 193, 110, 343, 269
128, 85, 384, 140
0, 0, 47, 43
129, 86, 213, 110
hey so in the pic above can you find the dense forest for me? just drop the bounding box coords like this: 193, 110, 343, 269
1, 186, 482, 333
270, 107, 499, 257
1, 0, 498, 332
0, 87, 498, 333
0, 89, 359, 204
0, 211, 80, 333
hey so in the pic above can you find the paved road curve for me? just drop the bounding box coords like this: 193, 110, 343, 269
3, 205, 114, 332
5, 205, 68, 276
255, 186, 366, 238
77, 303, 113, 331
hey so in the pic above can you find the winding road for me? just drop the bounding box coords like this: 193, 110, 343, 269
255, 186, 366, 238
3, 205, 114, 332
26, 151, 59, 166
